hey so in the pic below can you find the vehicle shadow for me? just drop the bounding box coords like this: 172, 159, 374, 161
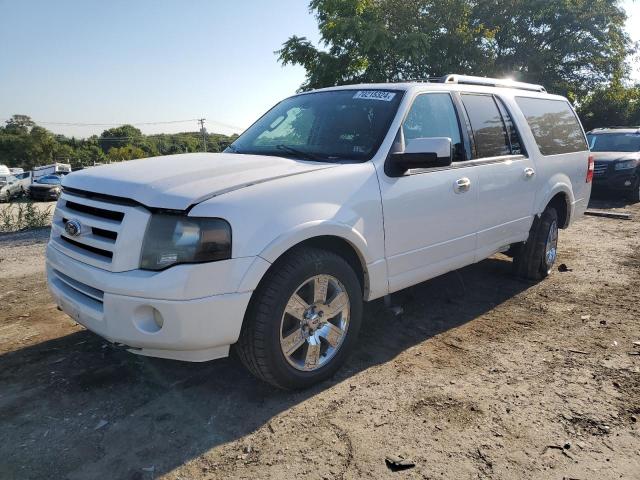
588, 189, 636, 210
0, 255, 533, 479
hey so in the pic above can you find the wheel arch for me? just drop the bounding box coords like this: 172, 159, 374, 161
546, 191, 571, 229
537, 181, 574, 229
239, 222, 377, 301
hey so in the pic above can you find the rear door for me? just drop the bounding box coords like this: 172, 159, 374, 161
458, 93, 537, 259
514, 96, 591, 219
378, 92, 480, 293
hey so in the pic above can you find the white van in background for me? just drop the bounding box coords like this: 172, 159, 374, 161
33, 163, 72, 182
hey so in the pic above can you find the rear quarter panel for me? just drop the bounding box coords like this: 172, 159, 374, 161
503, 93, 591, 225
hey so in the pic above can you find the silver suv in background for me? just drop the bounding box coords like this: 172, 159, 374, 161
0, 175, 22, 202
586, 127, 640, 202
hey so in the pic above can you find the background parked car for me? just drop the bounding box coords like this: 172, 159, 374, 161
0, 174, 22, 202
587, 127, 640, 202
32, 163, 71, 183
29, 174, 62, 201
12, 171, 32, 195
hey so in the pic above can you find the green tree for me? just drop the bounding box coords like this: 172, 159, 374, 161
4, 114, 35, 135
99, 124, 143, 152
577, 81, 640, 130
106, 145, 146, 162
279, 0, 632, 98
73, 144, 107, 168
23, 126, 58, 169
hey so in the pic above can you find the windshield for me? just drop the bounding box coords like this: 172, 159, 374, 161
587, 133, 640, 152
227, 89, 404, 162
37, 175, 62, 185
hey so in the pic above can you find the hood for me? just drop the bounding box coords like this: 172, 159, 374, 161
591, 151, 640, 163
62, 153, 336, 210
31, 183, 60, 189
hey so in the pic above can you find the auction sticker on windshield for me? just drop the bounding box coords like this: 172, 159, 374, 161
353, 90, 396, 101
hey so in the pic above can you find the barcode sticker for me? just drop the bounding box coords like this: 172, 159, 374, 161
353, 90, 396, 101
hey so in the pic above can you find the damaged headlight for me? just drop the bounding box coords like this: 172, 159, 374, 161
140, 214, 231, 270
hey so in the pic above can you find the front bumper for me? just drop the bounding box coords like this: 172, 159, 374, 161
592, 166, 637, 191
31, 188, 60, 200
46, 244, 258, 362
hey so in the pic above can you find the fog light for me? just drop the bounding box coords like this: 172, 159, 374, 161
133, 306, 164, 334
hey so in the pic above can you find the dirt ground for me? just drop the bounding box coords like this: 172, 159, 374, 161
1, 194, 639, 480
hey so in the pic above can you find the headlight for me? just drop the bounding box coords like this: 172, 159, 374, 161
140, 214, 232, 270
614, 160, 637, 171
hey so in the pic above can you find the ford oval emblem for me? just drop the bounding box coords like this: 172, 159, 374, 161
65, 219, 82, 237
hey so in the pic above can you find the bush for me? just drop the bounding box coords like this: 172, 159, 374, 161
0, 201, 52, 233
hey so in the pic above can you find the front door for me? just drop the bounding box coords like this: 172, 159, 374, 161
377, 92, 480, 293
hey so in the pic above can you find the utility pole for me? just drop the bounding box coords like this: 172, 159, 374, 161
198, 118, 207, 152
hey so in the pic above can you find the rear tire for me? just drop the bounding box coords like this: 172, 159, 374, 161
235, 246, 363, 390
513, 207, 559, 280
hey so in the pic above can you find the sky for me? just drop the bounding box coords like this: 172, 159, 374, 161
0, 0, 638, 139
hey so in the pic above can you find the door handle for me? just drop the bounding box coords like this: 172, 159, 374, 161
454, 177, 471, 193
524, 167, 536, 178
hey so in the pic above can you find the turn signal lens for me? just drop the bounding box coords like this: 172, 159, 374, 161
586, 154, 594, 183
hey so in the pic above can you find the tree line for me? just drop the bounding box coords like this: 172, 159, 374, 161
279, 0, 640, 130
2, 0, 639, 170
0, 115, 238, 171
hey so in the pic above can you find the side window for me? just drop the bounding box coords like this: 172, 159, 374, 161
514, 97, 588, 155
402, 93, 464, 161
495, 98, 524, 155
461, 94, 510, 158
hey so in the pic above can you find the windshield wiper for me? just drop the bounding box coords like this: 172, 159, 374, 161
275, 144, 325, 162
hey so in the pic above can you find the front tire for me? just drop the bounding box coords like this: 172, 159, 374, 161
513, 207, 559, 280
235, 247, 363, 389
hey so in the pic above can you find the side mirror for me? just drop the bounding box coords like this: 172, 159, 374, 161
390, 137, 453, 174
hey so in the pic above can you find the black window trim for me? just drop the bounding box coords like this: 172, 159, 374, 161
459, 92, 528, 161
494, 96, 528, 158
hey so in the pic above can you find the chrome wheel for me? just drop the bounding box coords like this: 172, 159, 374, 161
545, 220, 558, 267
279, 274, 350, 371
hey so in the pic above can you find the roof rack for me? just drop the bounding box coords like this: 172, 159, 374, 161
421, 74, 546, 93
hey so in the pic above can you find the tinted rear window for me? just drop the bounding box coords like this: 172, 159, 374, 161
515, 97, 587, 155
461, 94, 511, 158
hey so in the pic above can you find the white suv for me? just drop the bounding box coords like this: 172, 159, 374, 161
47, 75, 592, 388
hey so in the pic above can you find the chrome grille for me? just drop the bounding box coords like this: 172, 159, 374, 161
593, 163, 608, 176
50, 190, 151, 272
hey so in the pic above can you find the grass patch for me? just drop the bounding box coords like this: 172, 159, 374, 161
0, 202, 53, 233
